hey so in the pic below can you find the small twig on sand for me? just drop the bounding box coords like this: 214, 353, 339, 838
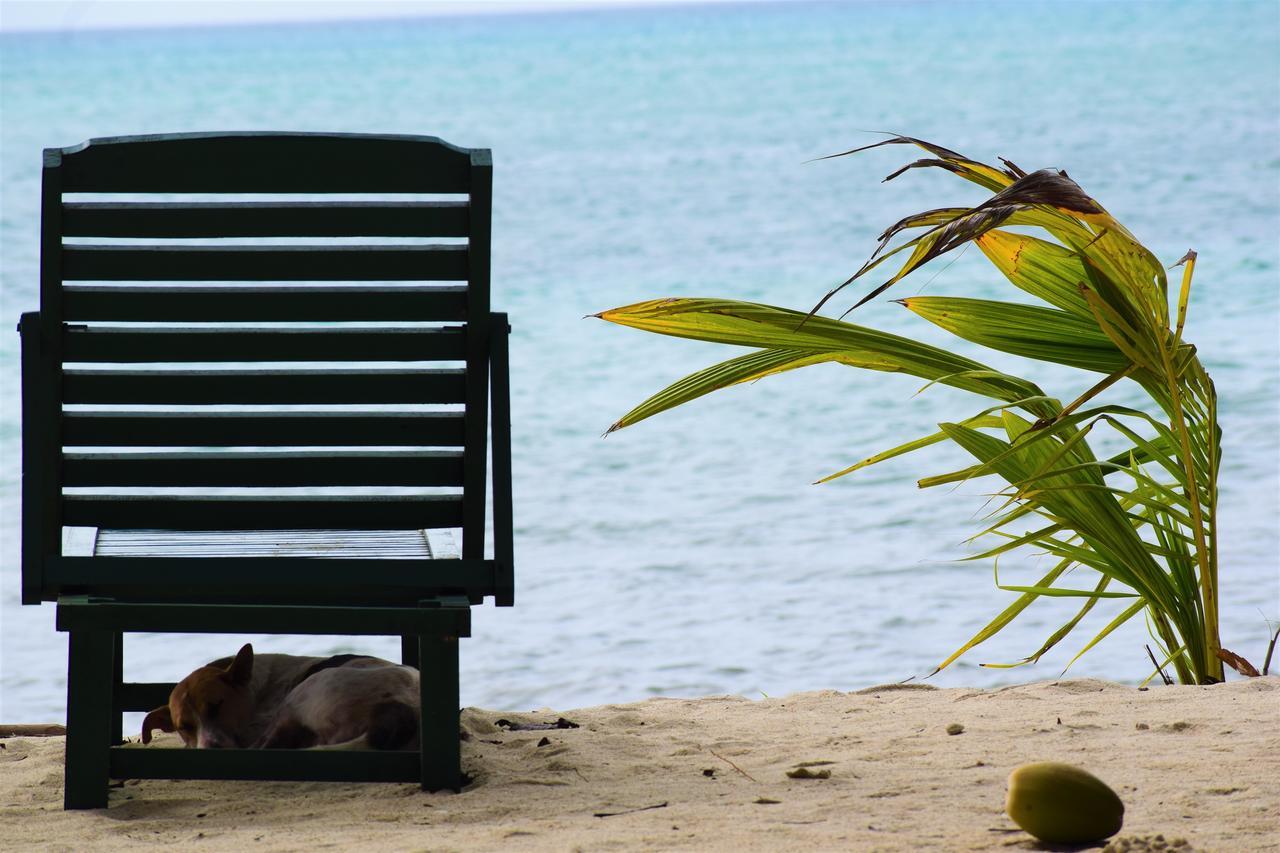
594, 802, 668, 818
1146, 645, 1174, 686
709, 748, 758, 782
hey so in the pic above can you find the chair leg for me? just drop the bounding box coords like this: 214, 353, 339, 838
64, 629, 113, 809
417, 633, 460, 792
110, 632, 124, 745
401, 635, 420, 669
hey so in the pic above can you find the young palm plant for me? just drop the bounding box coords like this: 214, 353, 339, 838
597, 136, 1231, 685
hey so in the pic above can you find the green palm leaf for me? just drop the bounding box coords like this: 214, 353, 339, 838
598, 137, 1223, 684
899, 296, 1130, 374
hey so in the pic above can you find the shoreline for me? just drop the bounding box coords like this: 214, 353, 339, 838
2, 677, 1277, 851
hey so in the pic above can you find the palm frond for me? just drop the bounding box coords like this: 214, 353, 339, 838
598, 138, 1223, 684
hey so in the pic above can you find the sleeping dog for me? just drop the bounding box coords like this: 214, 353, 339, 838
141, 644, 419, 750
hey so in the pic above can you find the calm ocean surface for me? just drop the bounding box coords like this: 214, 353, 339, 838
1, 1, 1277, 723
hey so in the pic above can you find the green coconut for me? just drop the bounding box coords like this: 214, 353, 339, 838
1006, 761, 1124, 844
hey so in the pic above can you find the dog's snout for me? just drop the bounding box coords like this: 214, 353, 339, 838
197, 731, 238, 750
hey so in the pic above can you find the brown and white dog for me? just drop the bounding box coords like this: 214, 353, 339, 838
141, 644, 420, 750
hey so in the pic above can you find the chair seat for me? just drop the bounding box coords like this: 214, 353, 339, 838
64, 527, 459, 559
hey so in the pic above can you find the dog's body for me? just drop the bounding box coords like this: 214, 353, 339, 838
141, 644, 420, 751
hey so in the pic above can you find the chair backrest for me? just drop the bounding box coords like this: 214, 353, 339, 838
22, 132, 497, 605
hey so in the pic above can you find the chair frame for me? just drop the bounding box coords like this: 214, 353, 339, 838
18, 132, 513, 809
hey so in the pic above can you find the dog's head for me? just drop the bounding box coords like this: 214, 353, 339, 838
141, 643, 256, 748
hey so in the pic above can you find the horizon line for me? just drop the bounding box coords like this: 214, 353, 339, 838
0, 0, 811, 36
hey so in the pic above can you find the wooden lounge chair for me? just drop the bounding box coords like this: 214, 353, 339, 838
17, 132, 514, 809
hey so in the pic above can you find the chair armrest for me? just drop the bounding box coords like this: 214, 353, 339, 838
18, 311, 51, 605
490, 312, 514, 606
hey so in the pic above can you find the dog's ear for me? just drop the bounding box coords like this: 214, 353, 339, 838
141, 706, 175, 744
227, 643, 254, 686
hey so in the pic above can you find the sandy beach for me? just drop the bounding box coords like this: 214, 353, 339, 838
2, 677, 1276, 851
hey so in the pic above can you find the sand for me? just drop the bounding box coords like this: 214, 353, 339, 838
2, 677, 1276, 852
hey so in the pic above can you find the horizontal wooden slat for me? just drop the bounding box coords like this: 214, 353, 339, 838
62, 410, 467, 446
107, 747, 421, 782
62, 495, 464, 529
53, 132, 475, 193
119, 682, 175, 712
64, 450, 466, 486
62, 244, 468, 281
53, 569, 487, 611
62, 201, 470, 238
62, 325, 466, 362
63, 284, 468, 321
63, 367, 467, 404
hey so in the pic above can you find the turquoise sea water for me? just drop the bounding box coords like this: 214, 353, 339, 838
1, 1, 1277, 722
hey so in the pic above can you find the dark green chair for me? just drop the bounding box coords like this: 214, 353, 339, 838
18, 132, 514, 809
